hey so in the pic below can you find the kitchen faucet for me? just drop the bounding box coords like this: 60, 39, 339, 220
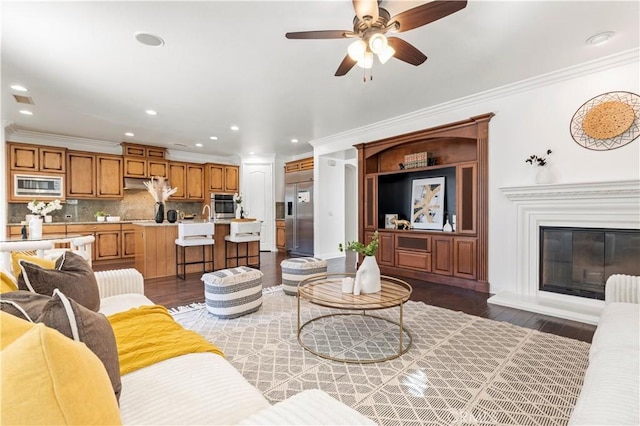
202, 204, 211, 222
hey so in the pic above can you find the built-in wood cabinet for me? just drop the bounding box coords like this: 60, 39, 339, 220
207, 164, 239, 194
276, 219, 286, 251
186, 164, 205, 200
168, 162, 187, 199
285, 157, 314, 173
168, 161, 205, 201
8, 143, 66, 173
66, 223, 121, 261
121, 224, 136, 258
67, 151, 123, 199
66, 151, 96, 198
356, 113, 493, 292
122, 143, 168, 178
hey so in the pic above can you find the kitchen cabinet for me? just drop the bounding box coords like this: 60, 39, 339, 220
207, 164, 239, 194
276, 219, 286, 251
66, 151, 96, 198
285, 157, 313, 173
66, 223, 121, 261
169, 161, 204, 201
355, 113, 494, 292
122, 142, 168, 178
8, 224, 66, 237
121, 224, 136, 258
8, 143, 66, 173
96, 155, 123, 198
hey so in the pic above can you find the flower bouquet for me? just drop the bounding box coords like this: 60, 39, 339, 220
144, 176, 178, 223
27, 199, 63, 222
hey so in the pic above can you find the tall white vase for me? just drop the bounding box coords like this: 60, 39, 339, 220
235, 204, 242, 219
535, 166, 554, 184
29, 216, 43, 240
355, 255, 381, 294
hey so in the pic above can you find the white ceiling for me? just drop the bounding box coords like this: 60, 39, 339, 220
2, 1, 638, 159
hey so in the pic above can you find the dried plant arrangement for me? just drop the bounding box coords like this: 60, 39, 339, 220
144, 176, 178, 203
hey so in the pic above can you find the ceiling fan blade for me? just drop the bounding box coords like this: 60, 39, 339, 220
335, 54, 357, 76
352, 0, 379, 24
285, 30, 351, 39
390, 0, 467, 33
388, 37, 427, 66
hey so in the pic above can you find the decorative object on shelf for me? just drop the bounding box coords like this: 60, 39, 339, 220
28, 215, 42, 239
27, 199, 62, 221
234, 193, 243, 219
410, 177, 445, 230
403, 152, 435, 169
391, 218, 411, 230
442, 214, 453, 232
570, 91, 639, 151
144, 176, 177, 224
385, 214, 398, 229
452, 214, 457, 232
525, 149, 554, 184
339, 231, 380, 294
154, 202, 164, 224
94, 211, 107, 222
341, 277, 354, 293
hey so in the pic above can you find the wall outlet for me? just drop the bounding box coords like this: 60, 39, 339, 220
65, 214, 73, 219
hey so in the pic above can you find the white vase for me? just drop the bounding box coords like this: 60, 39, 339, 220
535, 166, 554, 184
354, 255, 381, 294
29, 216, 43, 240
235, 204, 242, 219
443, 219, 453, 232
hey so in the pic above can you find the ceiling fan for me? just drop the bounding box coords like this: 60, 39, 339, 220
285, 0, 467, 77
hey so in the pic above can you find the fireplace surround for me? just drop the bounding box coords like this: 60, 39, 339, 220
490, 180, 640, 324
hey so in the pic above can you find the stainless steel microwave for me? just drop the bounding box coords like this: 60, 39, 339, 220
13, 173, 64, 198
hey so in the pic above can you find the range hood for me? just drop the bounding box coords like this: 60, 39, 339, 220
123, 178, 148, 190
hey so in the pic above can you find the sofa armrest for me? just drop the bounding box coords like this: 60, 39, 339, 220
605, 274, 639, 304
238, 389, 376, 425
95, 268, 144, 298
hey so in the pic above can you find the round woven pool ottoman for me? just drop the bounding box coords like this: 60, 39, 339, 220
201, 266, 263, 319
281, 257, 328, 296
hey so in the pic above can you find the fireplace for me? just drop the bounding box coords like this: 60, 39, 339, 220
491, 180, 640, 324
540, 227, 640, 300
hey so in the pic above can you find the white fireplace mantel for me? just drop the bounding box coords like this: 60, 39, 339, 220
489, 179, 640, 325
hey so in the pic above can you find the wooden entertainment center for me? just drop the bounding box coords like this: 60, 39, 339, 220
356, 113, 494, 293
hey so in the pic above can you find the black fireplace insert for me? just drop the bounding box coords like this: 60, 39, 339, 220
539, 226, 640, 300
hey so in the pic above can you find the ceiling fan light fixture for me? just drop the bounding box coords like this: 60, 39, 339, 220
356, 51, 374, 69
377, 45, 395, 64
369, 33, 388, 54
348, 39, 367, 61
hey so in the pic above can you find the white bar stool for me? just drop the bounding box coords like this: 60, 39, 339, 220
175, 222, 215, 280
224, 221, 261, 269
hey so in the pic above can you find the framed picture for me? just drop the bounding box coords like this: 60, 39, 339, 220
385, 214, 398, 229
410, 177, 445, 230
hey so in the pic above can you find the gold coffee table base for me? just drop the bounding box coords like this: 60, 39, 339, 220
297, 273, 412, 364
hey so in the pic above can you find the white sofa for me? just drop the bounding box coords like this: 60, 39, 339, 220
569, 274, 640, 425
98, 271, 376, 425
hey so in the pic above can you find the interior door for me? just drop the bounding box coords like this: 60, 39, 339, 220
243, 163, 273, 251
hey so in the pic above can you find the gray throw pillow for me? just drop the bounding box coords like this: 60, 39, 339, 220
0, 290, 51, 322
17, 251, 100, 312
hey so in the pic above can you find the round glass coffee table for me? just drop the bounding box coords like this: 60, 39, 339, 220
297, 273, 412, 363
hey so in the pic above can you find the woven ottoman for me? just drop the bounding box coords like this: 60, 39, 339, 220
201, 266, 263, 319
281, 257, 328, 296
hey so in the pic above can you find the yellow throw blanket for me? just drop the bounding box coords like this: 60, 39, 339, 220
108, 305, 223, 376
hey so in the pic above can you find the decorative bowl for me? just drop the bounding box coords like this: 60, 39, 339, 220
106, 216, 121, 222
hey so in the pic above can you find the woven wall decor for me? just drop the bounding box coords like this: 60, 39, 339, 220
570, 91, 640, 151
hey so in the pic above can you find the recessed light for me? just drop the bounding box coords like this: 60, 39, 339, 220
291, 138, 299, 143
19, 110, 33, 115
134, 32, 165, 47
145, 110, 158, 116
209, 136, 218, 140
11, 85, 28, 92
230, 125, 239, 131
125, 132, 134, 137
195, 143, 203, 147
586, 31, 615, 46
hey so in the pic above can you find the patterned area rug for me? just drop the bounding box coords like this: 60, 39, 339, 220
171, 286, 589, 426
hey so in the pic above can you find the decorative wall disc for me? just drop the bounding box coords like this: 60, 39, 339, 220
570, 91, 640, 150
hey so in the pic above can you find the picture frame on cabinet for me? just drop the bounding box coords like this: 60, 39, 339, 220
410, 177, 445, 230
384, 214, 398, 229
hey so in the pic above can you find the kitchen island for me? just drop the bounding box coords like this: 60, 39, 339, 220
133, 220, 260, 279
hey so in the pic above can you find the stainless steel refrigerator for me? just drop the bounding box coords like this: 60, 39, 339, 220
285, 169, 314, 256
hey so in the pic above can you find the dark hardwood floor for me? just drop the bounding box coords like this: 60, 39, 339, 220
94, 251, 596, 343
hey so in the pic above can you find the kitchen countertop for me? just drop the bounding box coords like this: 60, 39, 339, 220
8, 219, 234, 226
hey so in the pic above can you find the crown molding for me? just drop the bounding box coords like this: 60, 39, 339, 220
310, 48, 640, 152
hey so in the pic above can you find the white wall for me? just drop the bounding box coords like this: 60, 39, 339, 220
314, 155, 347, 258
312, 49, 639, 293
